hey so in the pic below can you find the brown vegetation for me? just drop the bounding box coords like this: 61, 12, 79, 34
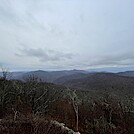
0, 75, 134, 133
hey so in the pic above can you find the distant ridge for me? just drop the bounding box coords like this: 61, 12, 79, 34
7, 69, 89, 82
59, 72, 134, 94
117, 71, 134, 77
87, 67, 134, 73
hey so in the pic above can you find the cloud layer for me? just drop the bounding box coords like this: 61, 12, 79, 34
17, 48, 73, 62
0, 0, 134, 70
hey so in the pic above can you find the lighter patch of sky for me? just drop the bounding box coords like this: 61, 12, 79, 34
0, 0, 134, 71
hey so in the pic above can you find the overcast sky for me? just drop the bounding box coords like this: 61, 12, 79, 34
0, 0, 134, 71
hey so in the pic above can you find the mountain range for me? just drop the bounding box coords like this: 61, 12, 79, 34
0, 69, 134, 90
1, 69, 134, 99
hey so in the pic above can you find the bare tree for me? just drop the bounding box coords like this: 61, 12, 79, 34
1, 66, 9, 80
23, 74, 41, 83
0, 66, 13, 110
22, 75, 58, 115
67, 88, 80, 132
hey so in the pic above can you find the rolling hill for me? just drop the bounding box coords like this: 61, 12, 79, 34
59, 72, 134, 94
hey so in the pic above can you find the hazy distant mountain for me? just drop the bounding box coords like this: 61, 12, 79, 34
117, 71, 134, 77
10, 69, 89, 82
87, 67, 134, 73
61, 72, 134, 93
54, 72, 94, 84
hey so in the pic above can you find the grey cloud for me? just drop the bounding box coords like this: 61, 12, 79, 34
0, 1, 63, 37
16, 48, 73, 62
0, 1, 44, 32
87, 51, 134, 67
0, 3, 15, 24
1, 0, 134, 71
